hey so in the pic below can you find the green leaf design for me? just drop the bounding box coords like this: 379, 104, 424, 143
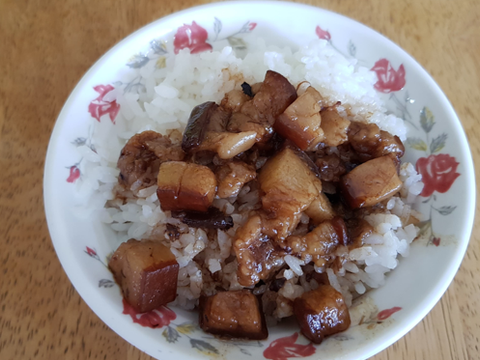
213, 17, 222, 37
150, 39, 167, 55
127, 53, 150, 68
430, 133, 448, 153
348, 40, 356, 57
434, 206, 457, 215
162, 326, 180, 343
420, 107, 435, 133
405, 137, 428, 151
240, 348, 252, 356
227, 36, 247, 50
176, 322, 198, 335
98, 279, 114, 288
190, 339, 219, 355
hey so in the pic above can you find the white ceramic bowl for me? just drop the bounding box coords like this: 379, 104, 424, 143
44, 1, 475, 359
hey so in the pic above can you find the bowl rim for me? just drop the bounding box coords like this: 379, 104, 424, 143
43, 1, 477, 359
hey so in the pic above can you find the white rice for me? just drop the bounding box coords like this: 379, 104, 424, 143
77, 38, 423, 317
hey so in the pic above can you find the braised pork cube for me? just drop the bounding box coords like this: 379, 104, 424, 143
196, 131, 257, 159
259, 147, 322, 240
199, 290, 268, 340
348, 121, 405, 162
117, 131, 184, 190
157, 161, 216, 212
234, 215, 285, 286
340, 155, 402, 209
108, 239, 179, 313
286, 217, 348, 266
274, 86, 324, 151
216, 161, 257, 198
304, 193, 336, 225
293, 284, 351, 344
320, 108, 350, 147
228, 71, 297, 142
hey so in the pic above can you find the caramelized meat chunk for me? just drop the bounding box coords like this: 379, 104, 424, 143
274, 86, 324, 151
182, 102, 218, 152
206, 105, 231, 132
196, 131, 257, 159
117, 131, 184, 190
340, 155, 402, 209
293, 284, 351, 344
286, 217, 348, 266
199, 290, 268, 340
315, 153, 347, 183
157, 161, 217, 212
216, 161, 257, 198
259, 147, 322, 240
348, 121, 404, 162
346, 218, 374, 249
234, 215, 285, 286
108, 239, 179, 313
320, 108, 350, 147
228, 71, 297, 143
242, 70, 297, 125
304, 193, 336, 225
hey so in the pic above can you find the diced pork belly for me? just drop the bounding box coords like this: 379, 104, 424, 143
216, 161, 257, 198
199, 290, 268, 340
108, 239, 179, 313
233, 215, 285, 286
286, 217, 348, 266
117, 131, 184, 190
340, 155, 402, 209
228, 71, 297, 143
259, 147, 322, 240
196, 131, 257, 159
157, 161, 217, 212
320, 108, 350, 147
348, 121, 405, 162
274, 86, 324, 151
293, 284, 351, 344
304, 193, 336, 225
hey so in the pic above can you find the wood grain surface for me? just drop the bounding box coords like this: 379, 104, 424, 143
1, 0, 478, 359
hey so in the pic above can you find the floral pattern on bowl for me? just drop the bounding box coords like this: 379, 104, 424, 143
44, 2, 475, 360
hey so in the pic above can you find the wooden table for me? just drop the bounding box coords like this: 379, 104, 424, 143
1, 0, 478, 359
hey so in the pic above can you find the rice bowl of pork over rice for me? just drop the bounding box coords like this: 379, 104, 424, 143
43, 2, 475, 360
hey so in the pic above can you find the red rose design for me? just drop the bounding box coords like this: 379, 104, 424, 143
66, 165, 80, 183
264, 332, 316, 360
249, 22, 257, 31
122, 299, 176, 328
371, 59, 406, 93
85, 246, 97, 257
315, 25, 331, 41
416, 154, 460, 197
377, 306, 402, 321
432, 237, 441, 246
173, 21, 212, 54
88, 84, 120, 123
